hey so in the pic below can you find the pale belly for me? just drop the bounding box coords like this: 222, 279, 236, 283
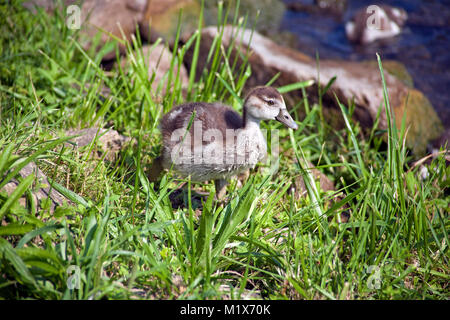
162, 128, 267, 181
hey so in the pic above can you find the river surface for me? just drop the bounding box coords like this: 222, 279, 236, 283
280, 0, 450, 128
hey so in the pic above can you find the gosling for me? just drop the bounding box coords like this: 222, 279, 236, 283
149, 86, 298, 199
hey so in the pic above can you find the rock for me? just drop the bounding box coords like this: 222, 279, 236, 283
139, 0, 286, 44
2, 182, 27, 208
346, 5, 407, 44
293, 164, 335, 199
66, 127, 130, 162
120, 43, 189, 96
1, 128, 130, 214
204, 0, 286, 35
363, 60, 414, 88
126, 0, 147, 12
184, 26, 443, 155
292, 162, 350, 223
78, 0, 145, 61
139, 0, 200, 44
393, 89, 444, 155
22, 0, 77, 13
1, 162, 68, 213
23, 0, 144, 60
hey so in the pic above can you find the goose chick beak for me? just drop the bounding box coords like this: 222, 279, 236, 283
275, 108, 298, 130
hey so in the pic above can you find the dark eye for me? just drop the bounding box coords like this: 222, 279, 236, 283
267, 100, 274, 106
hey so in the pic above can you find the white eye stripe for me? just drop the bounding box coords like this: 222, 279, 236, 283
260, 96, 276, 105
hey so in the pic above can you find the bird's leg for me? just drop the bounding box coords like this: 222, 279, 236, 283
147, 156, 164, 182
214, 179, 228, 201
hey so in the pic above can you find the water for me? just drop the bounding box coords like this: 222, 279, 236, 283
280, 0, 450, 128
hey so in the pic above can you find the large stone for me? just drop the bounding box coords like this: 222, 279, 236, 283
294, 164, 335, 198
184, 26, 443, 155
363, 60, 414, 88
0, 128, 130, 214
393, 89, 444, 155
203, 0, 286, 35
22, 0, 77, 13
139, 0, 286, 44
120, 43, 189, 96
1, 162, 68, 213
23, 0, 145, 60
292, 162, 350, 223
139, 0, 200, 43
79, 0, 146, 60
66, 127, 130, 162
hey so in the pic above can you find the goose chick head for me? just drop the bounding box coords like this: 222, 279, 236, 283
243, 86, 298, 130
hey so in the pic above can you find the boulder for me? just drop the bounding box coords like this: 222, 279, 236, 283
362, 60, 414, 88
0, 128, 129, 214
393, 89, 444, 155
1, 162, 68, 213
66, 127, 130, 162
184, 26, 443, 155
0, 128, 130, 214
23, 0, 145, 61
139, 0, 286, 44
293, 164, 335, 199
139, 0, 200, 44
79, 0, 145, 60
22, 0, 77, 13
203, 0, 286, 35
293, 162, 350, 223
120, 43, 189, 96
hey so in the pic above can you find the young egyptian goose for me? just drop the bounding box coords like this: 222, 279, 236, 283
346, 5, 407, 44
150, 86, 298, 199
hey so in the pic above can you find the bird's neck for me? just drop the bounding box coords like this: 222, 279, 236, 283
243, 106, 260, 130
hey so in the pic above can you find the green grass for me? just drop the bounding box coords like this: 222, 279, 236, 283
0, 2, 449, 300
